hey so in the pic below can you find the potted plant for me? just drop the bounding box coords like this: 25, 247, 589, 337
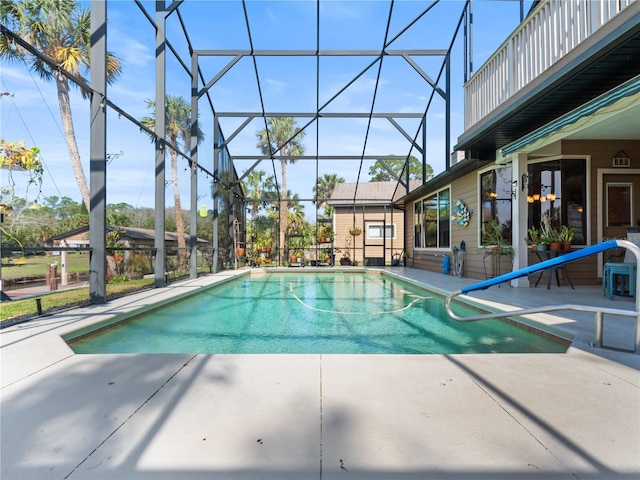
524, 226, 540, 250
338, 236, 353, 265
403, 251, 410, 266
536, 234, 549, 252
539, 214, 556, 251
560, 225, 575, 250
348, 226, 361, 236
480, 219, 514, 256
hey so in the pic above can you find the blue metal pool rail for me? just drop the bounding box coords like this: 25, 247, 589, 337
445, 240, 640, 354
461, 240, 618, 294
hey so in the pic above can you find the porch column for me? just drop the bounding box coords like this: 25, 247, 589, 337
512, 152, 530, 287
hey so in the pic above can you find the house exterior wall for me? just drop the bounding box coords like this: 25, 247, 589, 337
333, 205, 405, 265
405, 139, 640, 284
563, 139, 640, 283
406, 174, 498, 278
52, 231, 91, 247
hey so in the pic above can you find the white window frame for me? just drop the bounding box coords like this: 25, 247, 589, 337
413, 186, 451, 250
366, 223, 396, 240
478, 166, 513, 247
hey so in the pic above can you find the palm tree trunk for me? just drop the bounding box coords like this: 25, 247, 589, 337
56, 77, 90, 211
171, 150, 187, 270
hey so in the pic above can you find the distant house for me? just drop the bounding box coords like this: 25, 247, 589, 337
328, 181, 419, 266
48, 226, 208, 250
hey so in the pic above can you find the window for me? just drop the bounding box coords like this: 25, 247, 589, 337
480, 168, 512, 245
526, 159, 586, 244
414, 201, 422, 247
606, 183, 632, 227
414, 187, 450, 248
367, 224, 395, 239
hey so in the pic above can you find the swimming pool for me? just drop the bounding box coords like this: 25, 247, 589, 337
65, 272, 569, 354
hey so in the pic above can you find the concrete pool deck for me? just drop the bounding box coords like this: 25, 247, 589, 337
1, 267, 639, 479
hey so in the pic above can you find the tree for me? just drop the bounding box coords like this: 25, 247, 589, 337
41, 195, 86, 219
107, 202, 134, 227
141, 95, 204, 271
243, 169, 277, 223
256, 117, 306, 262
0, 0, 122, 211
368, 155, 433, 182
313, 173, 344, 218
243, 169, 277, 249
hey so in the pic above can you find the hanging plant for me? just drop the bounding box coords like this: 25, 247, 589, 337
1, 140, 43, 175
348, 226, 362, 236
453, 199, 473, 227
0, 139, 43, 191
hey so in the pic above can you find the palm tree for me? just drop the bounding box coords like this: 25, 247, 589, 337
0, 0, 122, 211
313, 173, 344, 218
141, 95, 204, 271
243, 169, 276, 251
243, 169, 276, 223
256, 117, 305, 262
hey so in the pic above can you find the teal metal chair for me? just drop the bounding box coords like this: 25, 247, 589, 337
603, 249, 637, 300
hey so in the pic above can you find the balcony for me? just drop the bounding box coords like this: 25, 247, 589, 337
462, 0, 638, 143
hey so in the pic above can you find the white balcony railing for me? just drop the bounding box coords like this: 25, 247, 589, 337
464, 0, 635, 130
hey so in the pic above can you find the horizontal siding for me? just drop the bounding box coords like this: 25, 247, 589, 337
404, 139, 640, 284
335, 206, 405, 265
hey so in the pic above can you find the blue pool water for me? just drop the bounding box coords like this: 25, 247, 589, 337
66, 272, 568, 354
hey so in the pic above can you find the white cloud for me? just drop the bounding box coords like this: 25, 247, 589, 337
265, 78, 288, 91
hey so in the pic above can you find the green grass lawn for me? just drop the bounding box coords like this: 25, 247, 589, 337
2, 253, 89, 279
0, 278, 155, 323
1, 265, 212, 324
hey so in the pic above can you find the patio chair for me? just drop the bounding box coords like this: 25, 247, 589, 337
391, 251, 402, 266
603, 248, 637, 300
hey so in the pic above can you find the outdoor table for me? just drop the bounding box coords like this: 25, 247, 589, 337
533, 248, 575, 290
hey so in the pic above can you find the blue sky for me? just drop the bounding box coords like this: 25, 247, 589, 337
0, 0, 532, 214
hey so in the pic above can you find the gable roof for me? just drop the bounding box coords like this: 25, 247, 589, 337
328, 181, 421, 207
50, 225, 208, 244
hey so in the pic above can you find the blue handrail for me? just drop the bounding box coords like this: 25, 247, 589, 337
445, 240, 640, 354
461, 240, 619, 294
